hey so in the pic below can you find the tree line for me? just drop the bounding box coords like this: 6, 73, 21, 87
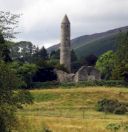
96, 32, 128, 81
0, 11, 34, 132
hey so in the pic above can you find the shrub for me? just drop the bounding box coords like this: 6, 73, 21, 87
31, 80, 128, 89
96, 98, 127, 114
106, 122, 128, 132
0, 105, 17, 132
31, 81, 59, 89
114, 105, 127, 115
106, 123, 121, 132
16, 90, 34, 105
0, 115, 8, 132
0, 61, 34, 131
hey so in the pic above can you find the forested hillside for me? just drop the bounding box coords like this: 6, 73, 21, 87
47, 26, 128, 58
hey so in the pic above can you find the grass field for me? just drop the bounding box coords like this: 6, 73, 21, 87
16, 87, 128, 132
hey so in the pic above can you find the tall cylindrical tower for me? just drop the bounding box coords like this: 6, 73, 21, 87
60, 15, 71, 73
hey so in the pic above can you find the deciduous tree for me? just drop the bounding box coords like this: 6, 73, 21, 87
96, 50, 115, 79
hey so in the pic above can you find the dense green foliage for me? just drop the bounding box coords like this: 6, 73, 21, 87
112, 32, 128, 81
49, 49, 78, 63
10, 41, 38, 63
0, 61, 34, 131
106, 122, 128, 132
50, 49, 60, 60
0, 61, 19, 131
38, 46, 49, 61
10, 41, 49, 64
71, 49, 78, 62
0, 33, 12, 62
96, 50, 115, 79
31, 80, 128, 89
0, 11, 34, 132
96, 32, 128, 81
96, 98, 127, 114
10, 62, 38, 88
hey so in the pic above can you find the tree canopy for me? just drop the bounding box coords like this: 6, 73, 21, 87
0, 11, 34, 132
0, 11, 20, 39
112, 32, 128, 81
96, 50, 115, 79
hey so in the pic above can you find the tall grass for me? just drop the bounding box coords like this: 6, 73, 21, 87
16, 87, 128, 132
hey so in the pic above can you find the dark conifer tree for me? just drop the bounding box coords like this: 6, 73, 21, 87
71, 49, 77, 62
85, 54, 97, 66
39, 46, 48, 60
112, 32, 128, 81
50, 49, 60, 60
0, 33, 12, 62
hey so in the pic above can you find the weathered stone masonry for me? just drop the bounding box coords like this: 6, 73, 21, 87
60, 15, 71, 73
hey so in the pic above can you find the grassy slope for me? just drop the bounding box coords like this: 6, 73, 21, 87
17, 87, 128, 132
75, 35, 117, 58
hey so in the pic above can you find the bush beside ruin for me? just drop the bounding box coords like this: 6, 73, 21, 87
96, 98, 127, 115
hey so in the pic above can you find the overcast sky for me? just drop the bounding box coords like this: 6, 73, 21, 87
1, 0, 128, 48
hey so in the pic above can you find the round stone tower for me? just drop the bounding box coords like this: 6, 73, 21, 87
60, 15, 71, 73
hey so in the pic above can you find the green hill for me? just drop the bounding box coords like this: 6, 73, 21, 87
47, 26, 128, 58
75, 35, 117, 58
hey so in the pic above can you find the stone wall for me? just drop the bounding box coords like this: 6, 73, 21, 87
55, 66, 101, 83
74, 66, 101, 82
55, 69, 75, 83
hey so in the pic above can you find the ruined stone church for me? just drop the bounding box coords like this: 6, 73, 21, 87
55, 15, 101, 82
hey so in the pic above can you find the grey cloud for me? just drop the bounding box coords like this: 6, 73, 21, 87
1, 0, 128, 48
0, 0, 25, 11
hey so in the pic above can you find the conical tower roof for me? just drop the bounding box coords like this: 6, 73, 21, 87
61, 15, 70, 24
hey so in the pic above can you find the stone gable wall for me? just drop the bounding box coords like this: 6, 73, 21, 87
55, 66, 101, 83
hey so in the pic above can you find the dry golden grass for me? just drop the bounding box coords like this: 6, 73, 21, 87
16, 87, 128, 132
